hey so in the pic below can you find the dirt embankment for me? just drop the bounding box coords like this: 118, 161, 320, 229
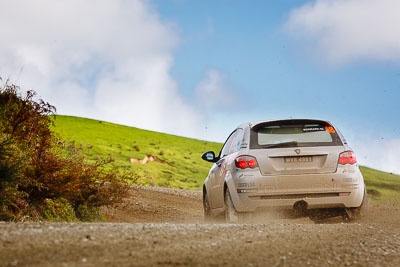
1, 186, 400, 266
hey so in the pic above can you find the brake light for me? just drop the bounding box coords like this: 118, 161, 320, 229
235, 155, 258, 169
338, 151, 357, 165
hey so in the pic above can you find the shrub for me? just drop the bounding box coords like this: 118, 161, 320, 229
39, 198, 75, 222
0, 80, 129, 221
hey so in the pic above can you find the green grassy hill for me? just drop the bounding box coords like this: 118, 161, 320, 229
51, 115, 221, 190
360, 166, 400, 204
52, 115, 400, 203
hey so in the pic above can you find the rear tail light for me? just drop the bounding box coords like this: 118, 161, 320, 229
338, 151, 357, 165
235, 155, 258, 169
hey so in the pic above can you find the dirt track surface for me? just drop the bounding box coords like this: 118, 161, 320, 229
100, 185, 204, 223
1, 186, 400, 266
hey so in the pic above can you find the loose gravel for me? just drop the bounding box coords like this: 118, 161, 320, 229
1, 186, 399, 266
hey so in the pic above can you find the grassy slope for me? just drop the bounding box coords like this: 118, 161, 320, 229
51, 115, 221, 190
360, 166, 400, 204
52, 115, 400, 203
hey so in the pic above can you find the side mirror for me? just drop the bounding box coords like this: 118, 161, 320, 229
201, 151, 218, 162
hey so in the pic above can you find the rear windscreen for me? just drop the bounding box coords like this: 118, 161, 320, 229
250, 121, 343, 149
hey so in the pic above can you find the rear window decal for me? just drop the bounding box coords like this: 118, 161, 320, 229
302, 127, 325, 132
325, 126, 336, 133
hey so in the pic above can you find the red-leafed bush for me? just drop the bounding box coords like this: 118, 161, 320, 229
0, 80, 129, 221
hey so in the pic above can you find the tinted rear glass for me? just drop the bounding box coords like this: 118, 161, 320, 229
250, 120, 343, 149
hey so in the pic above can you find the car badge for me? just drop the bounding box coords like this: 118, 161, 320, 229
295, 149, 301, 154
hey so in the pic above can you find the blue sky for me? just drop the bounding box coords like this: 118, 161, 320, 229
0, 0, 399, 173
151, 0, 400, 173
154, 0, 400, 139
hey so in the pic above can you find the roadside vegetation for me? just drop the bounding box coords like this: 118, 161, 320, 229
0, 81, 129, 221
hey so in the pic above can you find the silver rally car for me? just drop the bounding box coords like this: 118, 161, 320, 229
201, 119, 368, 223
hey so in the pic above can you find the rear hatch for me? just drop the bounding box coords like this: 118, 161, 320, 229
249, 119, 344, 176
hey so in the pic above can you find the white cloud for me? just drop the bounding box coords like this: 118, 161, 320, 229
352, 138, 400, 175
0, 0, 201, 138
195, 69, 234, 109
285, 0, 400, 64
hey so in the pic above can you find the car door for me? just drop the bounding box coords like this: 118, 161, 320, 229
208, 130, 237, 208
212, 128, 245, 208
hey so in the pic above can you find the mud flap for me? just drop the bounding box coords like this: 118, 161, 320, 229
345, 185, 370, 220
224, 188, 252, 223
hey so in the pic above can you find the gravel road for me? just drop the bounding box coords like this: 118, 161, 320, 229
1, 186, 400, 266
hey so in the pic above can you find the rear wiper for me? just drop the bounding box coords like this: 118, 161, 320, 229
262, 141, 298, 148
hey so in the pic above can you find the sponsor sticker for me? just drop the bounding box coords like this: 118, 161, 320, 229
302, 127, 325, 132
302, 126, 336, 133
325, 126, 336, 133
